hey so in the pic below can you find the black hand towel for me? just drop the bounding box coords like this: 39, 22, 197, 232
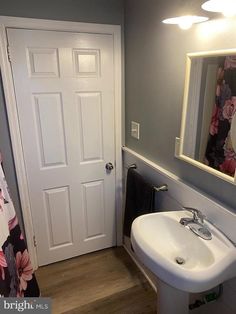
123, 168, 155, 237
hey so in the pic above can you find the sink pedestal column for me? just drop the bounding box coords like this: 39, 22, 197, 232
157, 279, 189, 314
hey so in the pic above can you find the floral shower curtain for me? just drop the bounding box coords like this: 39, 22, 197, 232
0, 154, 39, 297
205, 56, 236, 176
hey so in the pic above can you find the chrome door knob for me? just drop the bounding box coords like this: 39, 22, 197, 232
105, 162, 114, 171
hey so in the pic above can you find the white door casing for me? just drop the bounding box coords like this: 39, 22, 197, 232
0, 17, 122, 268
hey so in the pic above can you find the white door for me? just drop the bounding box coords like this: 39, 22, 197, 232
7, 28, 116, 266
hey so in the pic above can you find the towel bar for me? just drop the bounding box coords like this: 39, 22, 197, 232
126, 164, 168, 192
154, 184, 168, 192
126, 163, 137, 169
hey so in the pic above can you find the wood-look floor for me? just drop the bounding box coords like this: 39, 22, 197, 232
35, 247, 157, 314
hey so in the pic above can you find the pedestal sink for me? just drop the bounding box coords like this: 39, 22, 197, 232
131, 210, 236, 314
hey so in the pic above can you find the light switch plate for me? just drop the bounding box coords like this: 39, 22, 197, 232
131, 121, 140, 139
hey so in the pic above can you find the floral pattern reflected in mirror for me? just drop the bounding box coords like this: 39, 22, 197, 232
205, 56, 236, 177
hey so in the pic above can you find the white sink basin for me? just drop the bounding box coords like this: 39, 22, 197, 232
131, 210, 236, 293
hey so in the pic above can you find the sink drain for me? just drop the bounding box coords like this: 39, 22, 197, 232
175, 257, 185, 265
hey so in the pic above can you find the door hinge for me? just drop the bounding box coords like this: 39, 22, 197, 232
7, 45, 11, 63
33, 235, 37, 247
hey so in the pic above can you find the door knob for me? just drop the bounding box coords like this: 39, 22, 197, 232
105, 162, 114, 171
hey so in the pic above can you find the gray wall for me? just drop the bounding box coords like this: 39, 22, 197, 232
125, 0, 236, 210
0, 0, 124, 25
0, 0, 124, 232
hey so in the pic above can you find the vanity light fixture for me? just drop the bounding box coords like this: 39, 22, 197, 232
202, 0, 236, 17
162, 15, 209, 30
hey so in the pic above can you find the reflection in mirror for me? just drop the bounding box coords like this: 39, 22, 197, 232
179, 50, 236, 183
231, 112, 236, 152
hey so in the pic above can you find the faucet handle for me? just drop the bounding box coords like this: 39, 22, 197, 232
182, 207, 205, 223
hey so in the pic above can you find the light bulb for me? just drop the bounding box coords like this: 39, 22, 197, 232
222, 6, 236, 17
179, 19, 193, 30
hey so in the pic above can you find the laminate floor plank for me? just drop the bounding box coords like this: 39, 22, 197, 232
36, 247, 156, 314
63, 285, 156, 314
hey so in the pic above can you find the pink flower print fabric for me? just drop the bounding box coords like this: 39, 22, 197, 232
0, 155, 39, 297
205, 56, 236, 177
222, 97, 236, 121
0, 251, 7, 280
16, 250, 33, 294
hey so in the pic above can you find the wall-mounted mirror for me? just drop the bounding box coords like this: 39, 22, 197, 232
178, 49, 236, 184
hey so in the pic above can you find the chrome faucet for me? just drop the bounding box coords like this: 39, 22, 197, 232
180, 207, 205, 226
180, 207, 212, 240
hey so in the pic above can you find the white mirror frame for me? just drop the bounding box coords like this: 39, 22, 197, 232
178, 49, 236, 184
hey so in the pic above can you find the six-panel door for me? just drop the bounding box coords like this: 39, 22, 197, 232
7, 28, 116, 265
